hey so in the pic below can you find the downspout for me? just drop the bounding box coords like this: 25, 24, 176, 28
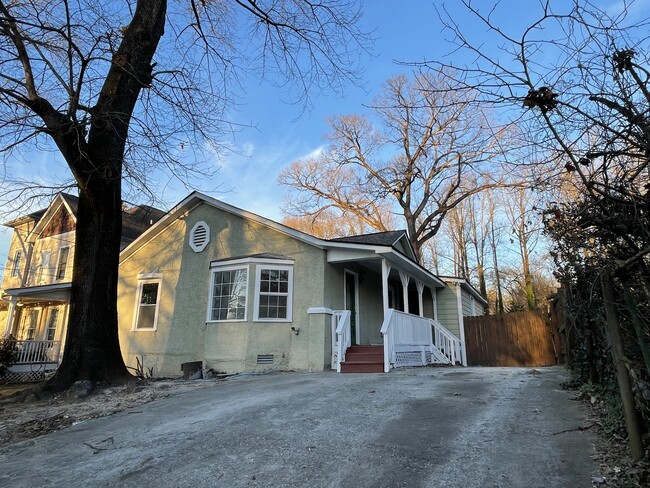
456, 283, 468, 366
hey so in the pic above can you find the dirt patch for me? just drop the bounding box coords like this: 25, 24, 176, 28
0, 378, 220, 447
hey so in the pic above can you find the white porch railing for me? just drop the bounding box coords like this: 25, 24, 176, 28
332, 310, 351, 373
9, 340, 62, 365
431, 319, 462, 365
381, 309, 462, 372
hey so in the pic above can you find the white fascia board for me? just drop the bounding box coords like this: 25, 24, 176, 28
119, 194, 203, 263
391, 233, 417, 261
60, 196, 78, 224
194, 192, 327, 249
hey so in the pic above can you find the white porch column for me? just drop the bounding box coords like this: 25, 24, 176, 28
430, 288, 438, 321
456, 283, 468, 366
3, 298, 17, 337
416, 280, 425, 317
381, 259, 392, 316
399, 270, 410, 314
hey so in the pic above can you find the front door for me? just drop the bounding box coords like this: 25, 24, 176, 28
345, 271, 359, 345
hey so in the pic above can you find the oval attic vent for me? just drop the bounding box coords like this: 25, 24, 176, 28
189, 221, 210, 252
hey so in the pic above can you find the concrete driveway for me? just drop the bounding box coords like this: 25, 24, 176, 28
0, 366, 599, 488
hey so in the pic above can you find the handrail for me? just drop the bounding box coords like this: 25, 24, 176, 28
430, 319, 462, 365
382, 309, 463, 371
380, 308, 396, 372
333, 310, 351, 373
8, 340, 62, 364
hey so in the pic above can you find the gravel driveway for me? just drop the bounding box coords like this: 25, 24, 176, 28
0, 366, 600, 488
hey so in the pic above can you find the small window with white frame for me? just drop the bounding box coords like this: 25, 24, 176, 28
254, 266, 293, 321
56, 247, 70, 281
208, 266, 248, 321
11, 250, 22, 277
46, 308, 59, 341
36, 250, 51, 283
133, 274, 162, 331
23, 309, 39, 340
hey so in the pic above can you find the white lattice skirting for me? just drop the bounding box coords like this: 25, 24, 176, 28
394, 347, 431, 368
2, 369, 54, 384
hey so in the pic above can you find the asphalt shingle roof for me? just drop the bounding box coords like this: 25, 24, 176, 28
327, 230, 407, 247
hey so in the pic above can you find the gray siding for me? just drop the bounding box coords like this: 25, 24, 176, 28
436, 284, 460, 337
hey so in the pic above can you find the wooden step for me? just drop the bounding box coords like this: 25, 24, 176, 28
341, 345, 384, 373
346, 345, 382, 354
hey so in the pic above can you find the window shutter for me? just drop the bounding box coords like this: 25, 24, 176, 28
189, 221, 210, 252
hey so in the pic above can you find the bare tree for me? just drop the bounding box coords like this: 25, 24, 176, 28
503, 187, 544, 310
0, 0, 369, 391
281, 208, 392, 239
279, 72, 515, 260
488, 193, 505, 314
279, 159, 398, 236
446, 204, 470, 279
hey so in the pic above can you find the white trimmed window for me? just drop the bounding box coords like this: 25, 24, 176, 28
24, 309, 39, 340
56, 247, 70, 281
37, 250, 51, 283
189, 221, 210, 252
209, 266, 248, 321
133, 275, 162, 331
46, 308, 59, 341
254, 266, 293, 321
11, 250, 22, 277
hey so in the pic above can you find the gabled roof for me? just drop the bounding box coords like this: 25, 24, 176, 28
3, 192, 165, 244
328, 230, 417, 262
4, 206, 50, 228
28, 193, 78, 239
120, 191, 445, 288
121, 205, 167, 242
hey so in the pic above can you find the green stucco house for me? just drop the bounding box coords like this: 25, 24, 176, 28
1, 191, 487, 380
117, 192, 483, 376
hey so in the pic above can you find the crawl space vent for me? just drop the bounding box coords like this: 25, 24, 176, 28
189, 221, 210, 252
257, 354, 274, 365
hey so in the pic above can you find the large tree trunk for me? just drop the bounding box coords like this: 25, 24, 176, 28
44, 0, 167, 391
48, 178, 130, 390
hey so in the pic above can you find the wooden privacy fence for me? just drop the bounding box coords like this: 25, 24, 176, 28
464, 311, 561, 367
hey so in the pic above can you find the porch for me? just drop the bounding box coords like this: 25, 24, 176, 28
3, 339, 62, 383
332, 308, 462, 373
326, 248, 465, 372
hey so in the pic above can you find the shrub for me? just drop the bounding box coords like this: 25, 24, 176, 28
0, 336, 18, 377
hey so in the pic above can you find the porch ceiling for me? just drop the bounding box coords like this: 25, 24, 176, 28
327, 248, 444, 288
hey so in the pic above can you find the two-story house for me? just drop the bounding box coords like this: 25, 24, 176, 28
0, 193, 164, 377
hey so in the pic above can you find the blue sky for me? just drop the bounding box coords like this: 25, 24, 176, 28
0, 0, 637, 270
